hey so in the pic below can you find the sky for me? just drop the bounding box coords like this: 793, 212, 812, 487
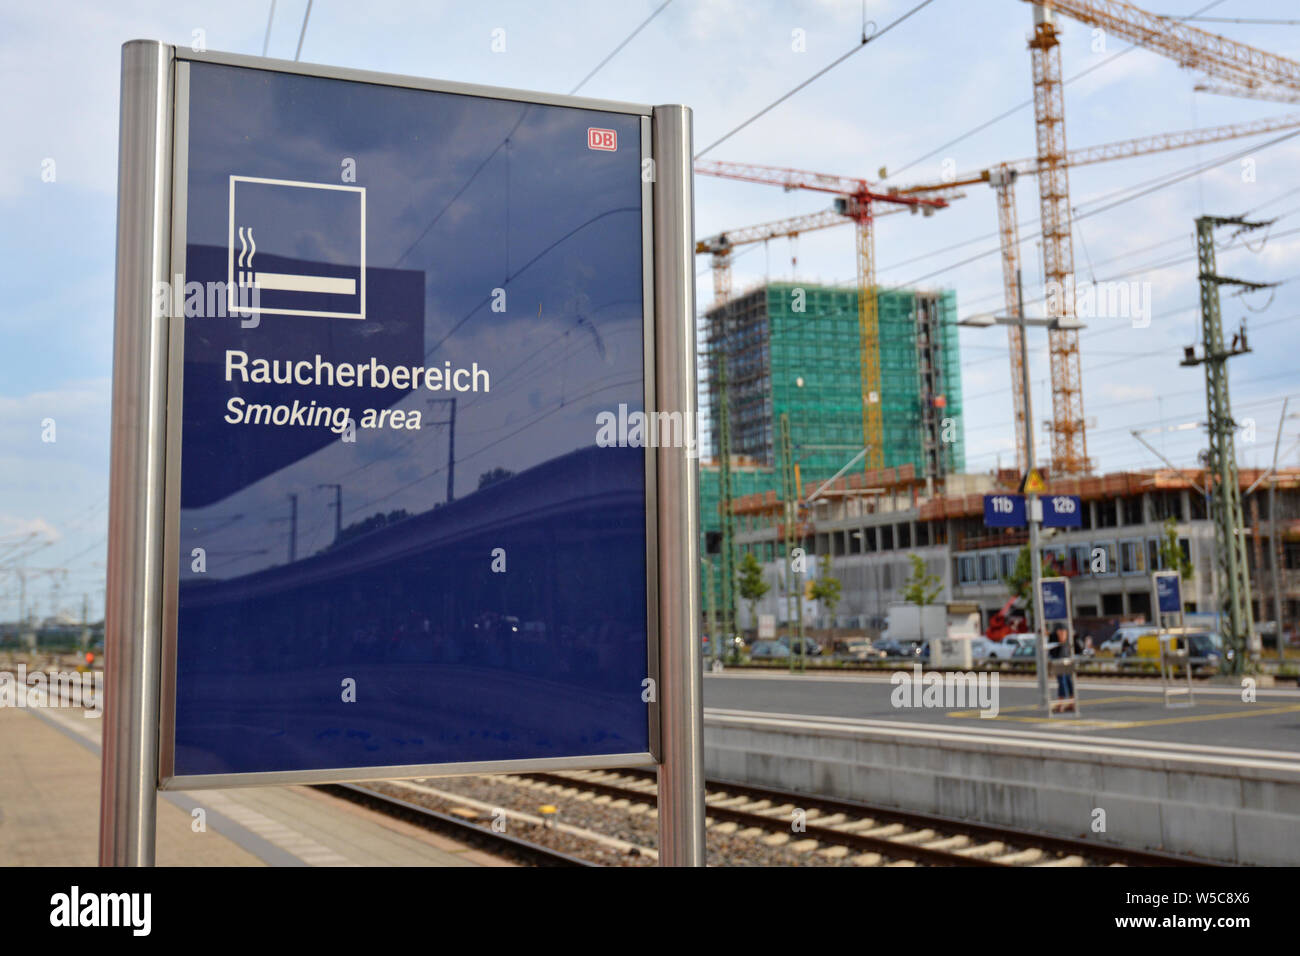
3, 0, 1300, 621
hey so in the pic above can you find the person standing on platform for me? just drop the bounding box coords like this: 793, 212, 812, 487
1051, 624, 1075, 710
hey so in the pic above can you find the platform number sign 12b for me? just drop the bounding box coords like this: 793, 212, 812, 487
1042, 495, 1082, 528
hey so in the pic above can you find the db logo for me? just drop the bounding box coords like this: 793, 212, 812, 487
587, 128, 617, 151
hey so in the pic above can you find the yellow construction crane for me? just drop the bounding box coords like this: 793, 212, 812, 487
696, 208, 850, 307
892, 113, 1300, 473
1195, 83, 1300, 106
1021, 0, 1300, 476
694, 161, 950, 470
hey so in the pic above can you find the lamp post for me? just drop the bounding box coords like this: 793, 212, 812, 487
960, 268, 1084, 714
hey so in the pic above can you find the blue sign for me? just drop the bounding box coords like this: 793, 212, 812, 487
983, 493, 1026, 527
163, 60, 653, 783
1042, 494, 1083, 528
1040, 578, 1069, 621
1155, 573, 1182, 615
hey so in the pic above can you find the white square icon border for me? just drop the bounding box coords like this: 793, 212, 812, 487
226, 175, 367, 320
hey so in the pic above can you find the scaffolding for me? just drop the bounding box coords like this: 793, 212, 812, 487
698, 281, 966, 608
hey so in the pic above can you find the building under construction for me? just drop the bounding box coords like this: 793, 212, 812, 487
704, 281, 964, 485
699, 281, 965, 620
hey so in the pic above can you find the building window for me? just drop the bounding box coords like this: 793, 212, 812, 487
916, 523, 930, 547
1068, 544, 1090, 577
898, 524, 912, 548
881, 526, 894, 551
979, 553, 998, 582
957, 555, 977, 585
1123, 496, 1144, 526
1096, 542, 1117, 577
1096, 499, 1118, 528
999, 550, 1017, 580
1147, 538, 1160, 572
1120, 539, 1145, 575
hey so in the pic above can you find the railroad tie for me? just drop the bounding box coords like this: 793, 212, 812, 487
1034, 854, 1085, 867
920, 834, 971, 850
955, 841, 1007, 858
830, 817, 878, 833
849, 852, 885, 866
861, 823, 906, 838
889, 828, 937, 845
990, 847, 1045, 866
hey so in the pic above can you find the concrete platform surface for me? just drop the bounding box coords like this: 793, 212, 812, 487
705, 670, 1300, 754
0, 704, 505, 867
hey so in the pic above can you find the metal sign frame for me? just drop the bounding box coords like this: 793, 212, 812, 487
1151, 570, 1193, 707
1039, 576, 1079, 717
102, 41, 703, 865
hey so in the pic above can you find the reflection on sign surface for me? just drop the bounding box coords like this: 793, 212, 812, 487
172, 62, 650, 777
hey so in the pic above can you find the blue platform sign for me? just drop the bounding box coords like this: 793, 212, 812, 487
1042, 494, 1083, 528
159, 56, 656, 786
1040, 578, 1069, 622
1154, 572, 1182, 615
983, 493, 1026, 528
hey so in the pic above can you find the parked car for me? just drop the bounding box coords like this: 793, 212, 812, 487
1135, 629, 1233, 665
781, 636, 823, 657
967, 636, 998, 661
986, 635, 1033, 660
873, 637, 921, 658
1010, 638, 1063, 660
832, 638, 885, 661
1099, 622, 1155, 656
749, 639, 788, 659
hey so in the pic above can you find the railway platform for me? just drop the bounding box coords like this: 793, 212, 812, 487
0, 704, 505, 867
703, 671, 1300, 865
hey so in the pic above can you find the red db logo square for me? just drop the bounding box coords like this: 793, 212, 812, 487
587, 128, 617, 151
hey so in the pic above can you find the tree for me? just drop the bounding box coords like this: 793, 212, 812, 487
478, 467, 515, 490
1158, 516, 1193, 580
809, 553, 842, 619
1003, 545, 1055, 628
903, 553, 942, 606
736, 551, 770, 628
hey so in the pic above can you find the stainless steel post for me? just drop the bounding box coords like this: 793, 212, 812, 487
652, 104, 705, 866
1016, 269, 1050, 713
100, 39, 174, 867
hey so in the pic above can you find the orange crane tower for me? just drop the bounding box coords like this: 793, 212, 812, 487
891, 113, 1300, 473
693, 161, 948, 470
1020, 0, 1300, 476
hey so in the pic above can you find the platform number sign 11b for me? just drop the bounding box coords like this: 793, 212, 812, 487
983, 493, 1026, 528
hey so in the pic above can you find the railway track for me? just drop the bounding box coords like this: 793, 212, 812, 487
316, 783, 594, 867
345, 768, 1218, 867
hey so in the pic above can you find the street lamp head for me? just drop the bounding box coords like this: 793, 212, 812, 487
1049, 317, 1086, 331
958, 312, 997, 328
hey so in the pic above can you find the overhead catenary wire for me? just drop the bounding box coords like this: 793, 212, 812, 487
880, 0, 1232, 180
569, 0, 673, 95
294, 0, 312, 61
693, 0, 941, 159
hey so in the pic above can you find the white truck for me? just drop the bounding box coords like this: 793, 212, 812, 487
883, 602, 983, 668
